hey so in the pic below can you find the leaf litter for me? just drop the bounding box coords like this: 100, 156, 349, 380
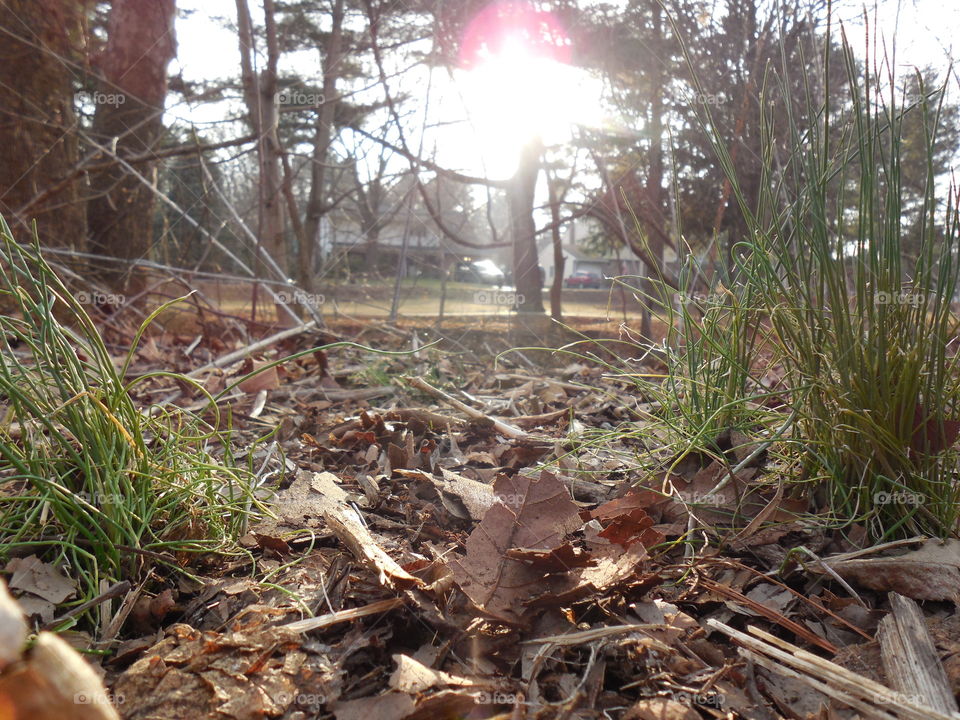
2, 317, 960, 719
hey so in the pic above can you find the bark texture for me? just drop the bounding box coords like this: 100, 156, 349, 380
86, 0, 177, 290
0, 0, 86, 248
509, 138, 544, 313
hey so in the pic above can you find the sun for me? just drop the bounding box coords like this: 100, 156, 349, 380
452, 2, 603, 178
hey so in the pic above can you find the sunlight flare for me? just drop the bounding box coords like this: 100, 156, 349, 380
454, 2, 603, 176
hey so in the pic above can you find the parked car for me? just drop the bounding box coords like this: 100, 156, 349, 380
454, 259, 506, 286
565, 270, 606, 289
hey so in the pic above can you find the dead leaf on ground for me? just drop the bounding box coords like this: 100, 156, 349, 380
112, 621, 337, 720
252, 470, 348, 533
621, 697, 701, 720
331, 692, 415, 720
823, 539, 960, 602
6, 555, 77, 605
237, 358, 281, 394
130, 589, 177, 634
387, 654, 478, 694
447, 471, 582, 624
433, 468, 496, 521
543, 543, 653, 606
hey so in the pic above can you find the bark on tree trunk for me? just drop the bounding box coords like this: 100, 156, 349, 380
547, 171, 564, 322
639, 1, 666, 339
364, 230, 381, 273
646, 3, 665, 222
509, 138, 544, 313
301, 0, 344, 292
87, 0, 176, 293
0, 0, 86, 249
236, 0, 288, 324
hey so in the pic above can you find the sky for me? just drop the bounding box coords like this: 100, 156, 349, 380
173, 1, 960, 85
168, 0, 960, 180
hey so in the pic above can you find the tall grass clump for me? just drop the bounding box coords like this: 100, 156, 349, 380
529, 254, 772, 490
643, 250, 771, 466
690, 29, 960, 540
0, 217, 261, 629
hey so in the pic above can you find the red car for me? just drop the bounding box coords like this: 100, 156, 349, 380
565, 270, 605, 289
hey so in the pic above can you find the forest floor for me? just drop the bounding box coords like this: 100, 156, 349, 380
5, 310, 960, 720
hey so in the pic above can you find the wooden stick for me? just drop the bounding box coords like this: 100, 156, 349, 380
406, 376, 534, 440
280, 597, 405, 633
706, 618, 960, 720
186, 320, 318, 377
879, 592, 959, 715
41, 580, 131, 631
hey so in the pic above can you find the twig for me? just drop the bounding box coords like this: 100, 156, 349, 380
707, 619, 960, 720
698, 577, 837, 654
279, 597, 405, 634
185, 321, 319, 377
42, 581, 131, 631
405, 376, 533, 440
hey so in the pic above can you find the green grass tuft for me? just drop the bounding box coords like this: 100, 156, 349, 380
0, 217, 263, 632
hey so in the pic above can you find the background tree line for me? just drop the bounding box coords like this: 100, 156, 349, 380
0, 0, 955, 320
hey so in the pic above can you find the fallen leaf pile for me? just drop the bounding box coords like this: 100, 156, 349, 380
4, 317, 960, 719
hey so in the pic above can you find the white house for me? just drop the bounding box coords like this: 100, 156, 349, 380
538, 218, 646, 283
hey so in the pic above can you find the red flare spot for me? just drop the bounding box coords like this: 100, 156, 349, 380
459, 2, 572, 69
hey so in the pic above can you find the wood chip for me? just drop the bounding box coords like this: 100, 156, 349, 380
878, 592, 959, 714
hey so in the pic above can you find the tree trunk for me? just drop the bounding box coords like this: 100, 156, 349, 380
364, 240, 376, 273
640, 1, 665, 338
236, 0, 288, 323
546, 171, 564, 322
509, 138, 543, 313
0, 0, 86, 249
87, 0, 176, 292
436, 245, 447, 328
364, 230, 380, 273
301, 0, 344, 292
646, 3, 666, 223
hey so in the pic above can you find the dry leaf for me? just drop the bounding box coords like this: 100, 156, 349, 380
447, 471, 582, 624
6, 555, 76, 604
825, 539, 960, 602
238, 359, 280, 394
388, 654, 477, 694
332, 692, 415, 720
